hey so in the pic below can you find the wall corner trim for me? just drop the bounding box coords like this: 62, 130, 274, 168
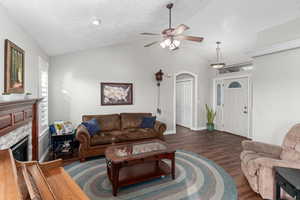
39, 147, 50, 162
249, 38, 300, 58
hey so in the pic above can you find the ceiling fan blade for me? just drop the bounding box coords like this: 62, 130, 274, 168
172, 24, 190, 35
140, 33, 160, 36
176, 35, 204, 42
171, 47, 179, 51
144, 41, 159, 47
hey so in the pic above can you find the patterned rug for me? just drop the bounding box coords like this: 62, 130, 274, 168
65, 150, 237, 200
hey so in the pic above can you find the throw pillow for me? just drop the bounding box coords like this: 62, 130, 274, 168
140, 116, 156, 128
81, 118, 100, 136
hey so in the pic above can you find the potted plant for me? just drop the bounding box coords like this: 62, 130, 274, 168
205, 104, 216, 132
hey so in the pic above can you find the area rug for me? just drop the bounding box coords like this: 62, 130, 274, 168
65, 150, 237, 200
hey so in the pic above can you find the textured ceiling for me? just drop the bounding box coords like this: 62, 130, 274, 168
1, 0, 300, 61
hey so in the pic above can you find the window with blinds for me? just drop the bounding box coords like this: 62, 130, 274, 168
39, 57, 49, 136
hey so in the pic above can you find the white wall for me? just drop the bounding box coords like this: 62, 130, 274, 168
0, 5, 49, 96
49, 42, 157, 125
156, 59, 209, 132
0, 5, 50, 160
49, 42, 209, 132
252, 48, 300, 145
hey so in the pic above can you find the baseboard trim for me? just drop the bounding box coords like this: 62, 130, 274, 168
165, 130, 176, 135
191, 127, 206, 131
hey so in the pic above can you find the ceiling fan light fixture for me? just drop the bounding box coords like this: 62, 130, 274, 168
141, 3, 204, 49
160, 41, 167, 48
92, 19, 101, 26
169, 43, 176, 50
164, 38, 172, 46
173, 40, 180, 47
211, 41, 225, 69
211, 63, 226, 69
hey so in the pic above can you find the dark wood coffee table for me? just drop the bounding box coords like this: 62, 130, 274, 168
105, 139, 176, 196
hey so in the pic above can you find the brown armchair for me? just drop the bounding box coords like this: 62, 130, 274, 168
241, 124, 300, 199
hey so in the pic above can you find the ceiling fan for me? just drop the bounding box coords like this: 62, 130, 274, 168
141, 3, 204, 51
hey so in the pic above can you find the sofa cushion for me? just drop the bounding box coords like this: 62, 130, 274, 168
280, 149, 300, 162
83, 114, 120, 131
90, 131, 122, 146
120, 113, 152, 130
280, 123, 300, 162
81, 118, 100, 136
90, 134, 114, 146
120, 128, 157, 141
90, 128, 156, 146
140, 117, 156, 128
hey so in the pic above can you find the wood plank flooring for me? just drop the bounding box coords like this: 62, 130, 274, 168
61, 126, 263, 200
166, 126, 263, 200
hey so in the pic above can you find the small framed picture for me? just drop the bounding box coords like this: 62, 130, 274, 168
4, 39, 25, 94
101, 82, 133, 106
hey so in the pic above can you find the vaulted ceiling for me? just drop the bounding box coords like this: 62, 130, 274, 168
1, 0, 300, 62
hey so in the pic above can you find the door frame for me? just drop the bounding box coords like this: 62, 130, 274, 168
212, 74, 252, 138
173, 71, 198, 132
176, 78, 193, 128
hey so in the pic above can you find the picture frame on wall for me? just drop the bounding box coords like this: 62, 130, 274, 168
101, 82, 133, 106
4, 39, 25, 94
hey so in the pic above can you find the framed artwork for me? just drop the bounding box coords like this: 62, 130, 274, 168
4, 39, 25, 94
101, 82, 133, 105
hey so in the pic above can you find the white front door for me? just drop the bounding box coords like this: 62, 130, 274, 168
176, 80, 193, 128
222, 77, 249, 137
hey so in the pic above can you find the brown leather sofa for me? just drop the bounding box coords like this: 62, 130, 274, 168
76, 113, 167, 161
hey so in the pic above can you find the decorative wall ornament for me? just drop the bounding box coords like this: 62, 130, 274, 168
101, 83, 133, 106
4, 39, 25, 94
155, 70, 164, 114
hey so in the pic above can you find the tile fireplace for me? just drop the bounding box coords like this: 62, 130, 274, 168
0, 99, 41, 160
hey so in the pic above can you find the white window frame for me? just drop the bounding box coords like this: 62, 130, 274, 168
38, 57, 49, 137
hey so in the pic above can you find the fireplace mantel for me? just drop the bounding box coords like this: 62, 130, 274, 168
0, 98, 42, 160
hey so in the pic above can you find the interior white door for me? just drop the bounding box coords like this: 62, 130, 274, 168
176, 80, 192, 128
223, 77, 249, 137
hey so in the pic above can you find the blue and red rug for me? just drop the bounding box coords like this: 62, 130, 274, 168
65, 150, 237, 200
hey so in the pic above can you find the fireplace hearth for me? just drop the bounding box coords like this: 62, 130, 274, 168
11, 135, 28, 161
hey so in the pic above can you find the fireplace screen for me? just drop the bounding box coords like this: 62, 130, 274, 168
11, 136, 29, 161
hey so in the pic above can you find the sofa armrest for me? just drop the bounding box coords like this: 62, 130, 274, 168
255, 157, 300, 169
76, 125, 91, 147
242, 140, 282, 157
154, 120, 167, 138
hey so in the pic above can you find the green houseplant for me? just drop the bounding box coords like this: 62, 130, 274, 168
205, 104, 216, 131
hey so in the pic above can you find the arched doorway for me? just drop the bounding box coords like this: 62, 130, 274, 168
173, 71, 198, 132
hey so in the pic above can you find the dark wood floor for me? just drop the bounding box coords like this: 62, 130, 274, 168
166, 126, 263, 200
61, 126, 262, 200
